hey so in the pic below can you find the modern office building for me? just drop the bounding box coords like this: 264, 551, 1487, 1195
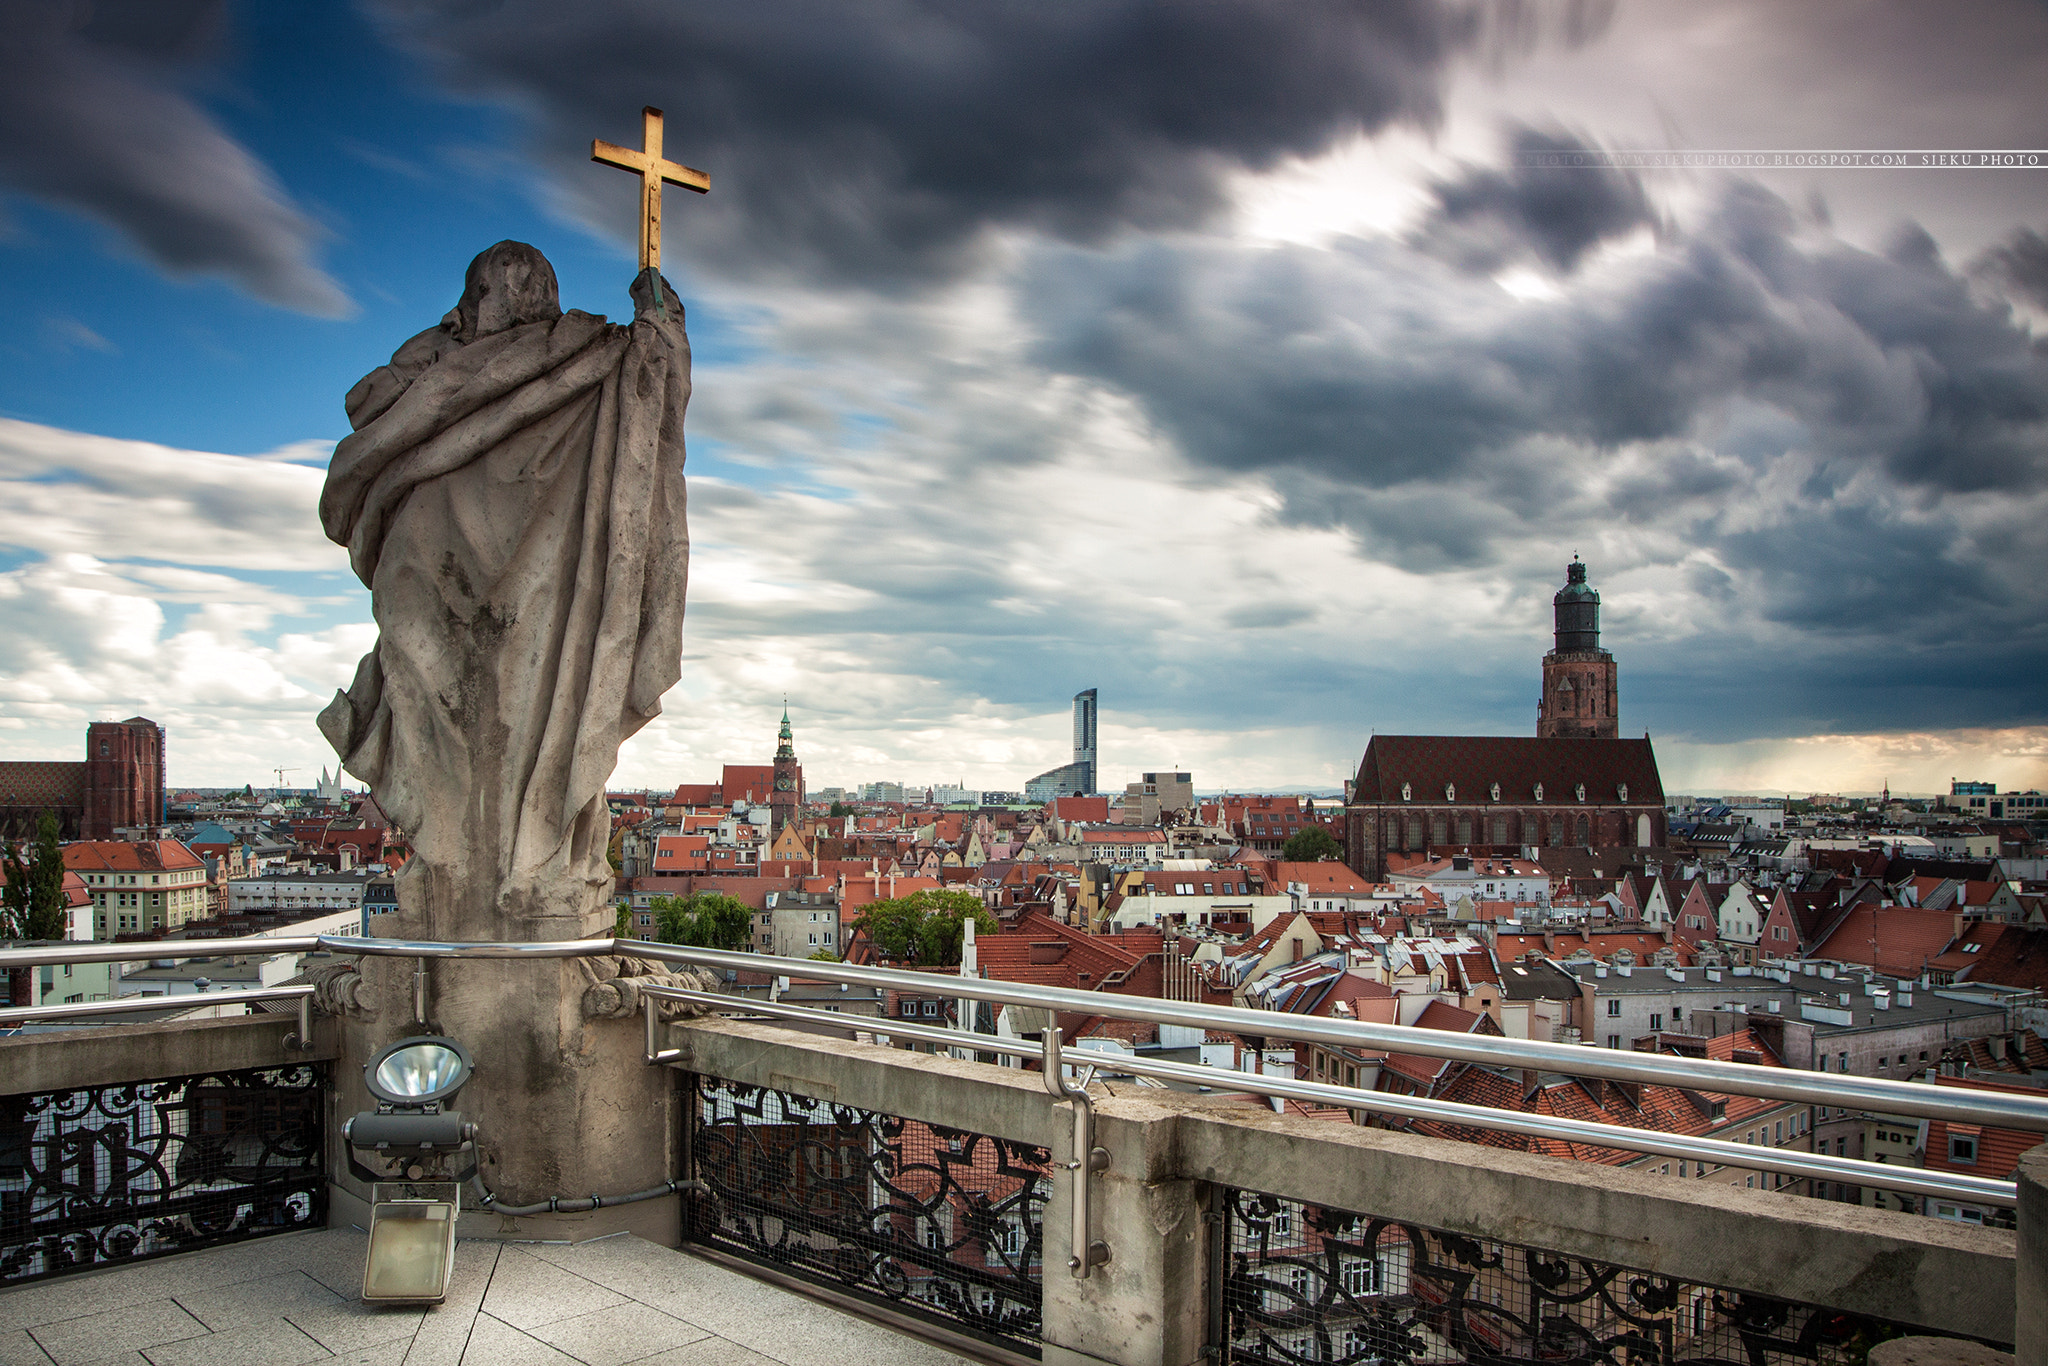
1026, 688, 1099, 802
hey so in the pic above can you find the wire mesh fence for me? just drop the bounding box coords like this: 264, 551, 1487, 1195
0, 1063, 327, 1286
1216, 1187, 2002, 1365
685, 1074, 1051, 1353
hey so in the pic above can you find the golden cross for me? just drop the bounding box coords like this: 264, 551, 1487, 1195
591, 106, 709, 272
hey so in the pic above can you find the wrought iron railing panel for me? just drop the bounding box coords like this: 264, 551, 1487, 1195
686, 1074, 1050, 1353
1217, 1187, 2003, 1365
0, 1064, 326, 1286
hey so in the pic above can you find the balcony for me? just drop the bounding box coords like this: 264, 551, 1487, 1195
3, 935, 2041, 1366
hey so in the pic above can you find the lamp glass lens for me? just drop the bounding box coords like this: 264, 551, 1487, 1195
374, 1042, 466, 1101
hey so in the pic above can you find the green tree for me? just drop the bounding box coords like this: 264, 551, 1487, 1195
612, 904, 633, 938
1281, 825, 1342, 862
829, 800, 854, 819
651, 892, 754, 951
806, 948, 841, 962
852, 888, 996, 967
2, 812, 69, 941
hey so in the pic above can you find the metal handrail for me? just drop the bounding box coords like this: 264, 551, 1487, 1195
605, 940, 2048, 1134
7, 933, 2046, 1132
0, 936, 324, 968
0, 984, 317, 1049
637, 984, 2025, 1209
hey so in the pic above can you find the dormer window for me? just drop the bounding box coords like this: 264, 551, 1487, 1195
1401, 783, 1411, 802
1444, 784, 1455, 801
1575, 784, 1586, 802
1489, 783, 1501, 802
1533, 784, 1544, 802
1617, 784, 1628, 802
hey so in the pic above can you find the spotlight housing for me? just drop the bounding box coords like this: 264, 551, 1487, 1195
348, 1035, 479, 1306
364, 1036, 472, 1109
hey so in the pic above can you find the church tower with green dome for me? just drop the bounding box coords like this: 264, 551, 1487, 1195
1538, 558, 1619, 739
771, 703, 803, 837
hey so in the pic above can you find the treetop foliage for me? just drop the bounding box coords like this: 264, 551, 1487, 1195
650, 891, 753, 951
1281, 824, 1342, 863
851, 888, 996, 966
2, 812, 69, 942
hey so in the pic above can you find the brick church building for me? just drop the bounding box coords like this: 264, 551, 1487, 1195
0, 717, 166, 840
1344, 561, 1666, 880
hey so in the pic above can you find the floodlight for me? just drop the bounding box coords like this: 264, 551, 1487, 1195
364, 1036, 472, 1108
362, 1198, 457, 1304
349, 1034, 477, 1306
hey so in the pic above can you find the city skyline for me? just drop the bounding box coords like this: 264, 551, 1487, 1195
2, 3, 2046, 796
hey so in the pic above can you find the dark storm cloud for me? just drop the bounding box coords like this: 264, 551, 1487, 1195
1019, 169, 2048, 733
1978, 226, 2048, 313
1411, 124, 1660, 273
0, 0, 350, 314
370, 0, 1481, 286
1025, 180, 2048, 502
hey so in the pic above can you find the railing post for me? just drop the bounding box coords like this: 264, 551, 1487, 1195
1040, 1086, 1208, 1366
2018, 1142, 2048, 1363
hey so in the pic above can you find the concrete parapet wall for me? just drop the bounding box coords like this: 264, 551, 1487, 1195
671, 1017, 2017, 1352
0, 1013, 331, 1093
1172, 1092, 2014, 1346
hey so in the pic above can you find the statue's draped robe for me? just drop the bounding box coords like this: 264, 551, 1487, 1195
320, 276, 688, 939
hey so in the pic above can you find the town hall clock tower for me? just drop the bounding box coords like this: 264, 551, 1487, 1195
771, 704, 803, 837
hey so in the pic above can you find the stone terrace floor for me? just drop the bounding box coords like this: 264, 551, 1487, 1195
0, 1229, 978, 1366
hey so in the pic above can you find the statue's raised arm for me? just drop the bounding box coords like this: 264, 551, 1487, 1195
320, 241, 690, 941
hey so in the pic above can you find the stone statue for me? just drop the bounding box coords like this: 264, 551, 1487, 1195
319, 241, 689, 942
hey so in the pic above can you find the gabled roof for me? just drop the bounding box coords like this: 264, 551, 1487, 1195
1923, 1076, 2043, 1180
62, 840, 204, 872
1810, 903, 1957, 977
1401, 1026, 1790, 1164
1353, 736, 1664, 806
1950, 925, 2048, 991
1269, 861, 1376, 894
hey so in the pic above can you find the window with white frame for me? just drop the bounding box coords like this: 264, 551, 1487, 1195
1341, 1257, 1379, 1296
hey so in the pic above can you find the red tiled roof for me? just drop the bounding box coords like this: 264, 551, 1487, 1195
0, 761, 87, 809
62, 840, 204, 872
1401, 1027, 1791, 1165
1353, 736, 1665, 806
1049, 797, 1111, 822
1811, 903, 1957, 977
1923, 1076, 2042, 1180
1270, 861, 1376, 894
720, 765, 777, 803
1954, 925, 2048, 991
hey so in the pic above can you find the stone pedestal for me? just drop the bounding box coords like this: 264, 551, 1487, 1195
2017, 1144, 2048, 1365
332, 950, 679, 1244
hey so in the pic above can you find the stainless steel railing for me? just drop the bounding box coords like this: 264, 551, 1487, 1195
640, 982, 2022, 1209
0, 982, 317, 1047
4, 932, 2044, 1168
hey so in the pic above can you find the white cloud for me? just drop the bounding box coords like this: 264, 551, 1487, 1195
0, 418, 343, 571
1657, 728, 2048, 799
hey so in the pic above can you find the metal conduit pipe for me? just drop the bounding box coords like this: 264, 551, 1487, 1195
468, 1176, 707, 1218
640, 985, 2025, 1209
